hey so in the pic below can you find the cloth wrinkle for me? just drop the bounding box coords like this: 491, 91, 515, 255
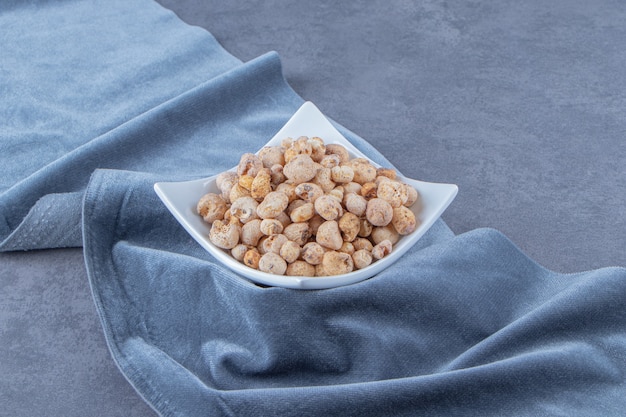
0, 51, 289, 251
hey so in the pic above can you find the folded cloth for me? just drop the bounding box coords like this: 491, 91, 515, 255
2, 0, 626, 416
0, 0, 241, 250
84, 169, 626, 416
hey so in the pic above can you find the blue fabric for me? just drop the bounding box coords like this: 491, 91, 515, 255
0, 0, 241, 250
2, 0, 625, 416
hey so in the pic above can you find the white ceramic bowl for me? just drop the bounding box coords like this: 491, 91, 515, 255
154, 102, 457, 289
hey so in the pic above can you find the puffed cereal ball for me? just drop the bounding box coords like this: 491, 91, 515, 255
243, 248, 261, 269
372, 239, 393, 260
250, 168, 272, 200
309, 136, 327, 162
371, 225, 400, 245
376, 167, 397, 180
237, 153, 263, 177
392, 206, 418, 235
270, 164, 286, 186
230, 196, 259, 224
338, 212, 360, 242
229, 183, 251, 204
377, 180, 408, 208
209, 220, 240, 250
259, 252, 287, 275
314, 195, 343, 221
196, 193, 227, 223
241, 219, 263, 246
294, 182, 324, 203
404, 184, 420, 207
316, 220, 343, 250
289, 202, 315, 223
352, 237, 374, 252
320, 154, 341, 168
258, 146, 285, 168
360, 182, 377, 199
325, 143, 350, 163
365, 198, 393, 227
330, 165, 354, 184
352, 249, 373, 270
257, 191, 289, 219
345, 158, 377, 184
344, 192, 367, 217
283, 154, 319, 184
216, 172, 238, 202
301, 242, 325, 265
358, 218, 373, 237
260, 218, 284, 236
342, 182, 362, 195
238, 174, 254, 191
322, 251, 354, 275
280, 240, 301, 263
338, 241, 355, 255
283, 222, 311, 246
284, 136, 313, 163
231, 244, 248, 262
286, 260, 316, 277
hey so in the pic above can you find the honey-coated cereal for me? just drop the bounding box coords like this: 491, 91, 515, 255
196, 136, 421, 276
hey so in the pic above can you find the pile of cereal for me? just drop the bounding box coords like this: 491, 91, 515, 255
197, 136, 421, 277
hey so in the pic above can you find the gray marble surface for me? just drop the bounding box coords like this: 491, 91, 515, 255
2, 0, 624, 415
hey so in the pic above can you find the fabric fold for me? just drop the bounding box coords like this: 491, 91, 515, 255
0, 192, 84, 250
1, 51, 290, 250
1, 0, 243, 251
82, 167, 626, 415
